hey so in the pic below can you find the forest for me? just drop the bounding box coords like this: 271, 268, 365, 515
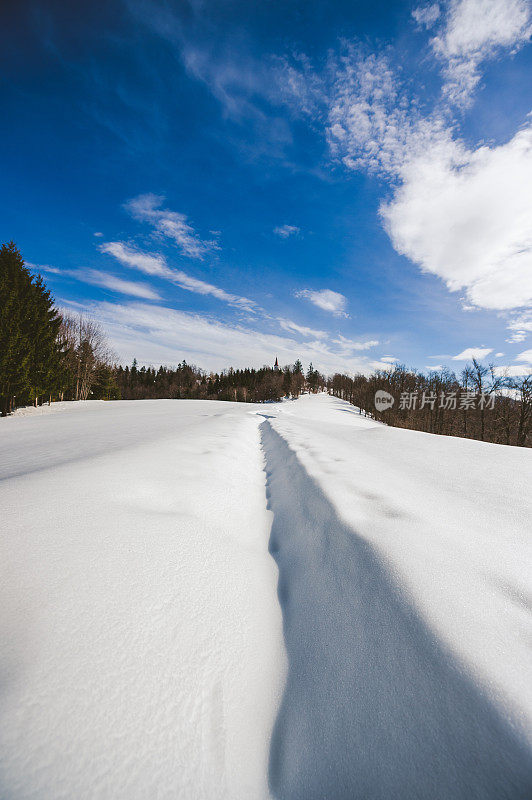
328, 365, 531, 448
1, 242, 530, 446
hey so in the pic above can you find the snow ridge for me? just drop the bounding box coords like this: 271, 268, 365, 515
261, 419, 532, 800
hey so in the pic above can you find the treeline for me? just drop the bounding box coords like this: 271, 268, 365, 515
0, 243, 118, 415
0, 242, 326, 412
328, 363, 532, 447
1, 242, 530, 446
114, 359, 325, 403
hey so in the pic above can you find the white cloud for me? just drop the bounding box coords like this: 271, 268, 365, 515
100, 242, 257, 312
431, 0, 532, 106
507, 331, 528, 343
26, 262, 61, 275
28, 259, 161, 301
506, 311, 532, 342
493, 364, 532, 377
425, 364, 444, 371
100, 242, 169, 277
274, 224, 300, 238
323, 33, 532, 320
517, 348, 532, 363
124, 194, 219, 259
381, 355, 399, 363
412, 4, 441, 28
93, 231, 104, 238
73, 269, 161, 300
382, 124, 532, 312
495, 352, 504, 357
327, 47, 424, 177
452, 347, 493, 360
278, 319, 327, 338
296, 288, 348, 316
66, 300, 379, 376
332, 334, 379, 352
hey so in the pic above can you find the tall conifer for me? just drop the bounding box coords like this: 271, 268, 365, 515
0, 242, 62, 414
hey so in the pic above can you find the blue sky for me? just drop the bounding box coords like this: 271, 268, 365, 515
2, 0, 532, 375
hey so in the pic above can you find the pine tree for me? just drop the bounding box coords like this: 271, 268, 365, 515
26, 274, 63, 406
0, 243, 63, 414
0, 243, 32, 414
282, 366, 292, 397
92, 363, 120, 400
291, 360, 305, 399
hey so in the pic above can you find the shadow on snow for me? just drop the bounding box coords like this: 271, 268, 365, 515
261, 421, 532, 800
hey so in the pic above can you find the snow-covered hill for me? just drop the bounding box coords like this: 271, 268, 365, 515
1, 394, 531, 798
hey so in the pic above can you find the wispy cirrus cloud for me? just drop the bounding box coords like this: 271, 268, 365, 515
431, 0, 532, 107
295, 288, 348, 316
29, 260, 162, 300
65, 299, 386, 376
100, 241, 257, 311
26, 262, 62, 275
278, 318, 327, 339
326, 47, 423, 178
72, 269, 161, 300
506, 311, 532, 343
124, 0, 323, 161
100, 242, 169, 276
332, 334, 379, 352
274, 224, 300, 238
124, 193, 219, 259
412, 4, 441, 28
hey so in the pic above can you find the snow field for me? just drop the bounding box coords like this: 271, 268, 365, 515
1, 401, 284, 799
270, 394, 532, 739
262, 404, 532, 799
1, 393, 531, 799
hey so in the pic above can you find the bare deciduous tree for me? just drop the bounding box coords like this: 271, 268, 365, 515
59, 313, 115, 401
512, 375, 532, 448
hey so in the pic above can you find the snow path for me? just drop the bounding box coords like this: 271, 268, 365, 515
1, 400, 284, 799
261, 418, 531, 799
1, 394, 531, 799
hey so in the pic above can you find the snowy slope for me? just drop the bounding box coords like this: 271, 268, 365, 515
1, 394, 531, 799
1, 400, 284, 800
263, 394, 532, 798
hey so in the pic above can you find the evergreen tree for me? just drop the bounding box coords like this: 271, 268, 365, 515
0, 242, 62, 414
26, 274, 63, 406
282, 366, 292, 397
0, 243, 31, 414
92, 363, 120, 400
